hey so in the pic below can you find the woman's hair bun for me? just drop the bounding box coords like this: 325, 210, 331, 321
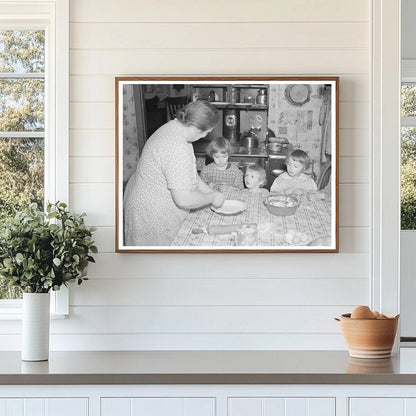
176, 100, 219, 131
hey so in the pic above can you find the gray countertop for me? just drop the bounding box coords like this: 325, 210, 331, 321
2, 349, 416, 385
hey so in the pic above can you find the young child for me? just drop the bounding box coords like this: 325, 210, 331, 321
270, 149, 317, 194
244, 165, 269, 196
200, 136, 244, 192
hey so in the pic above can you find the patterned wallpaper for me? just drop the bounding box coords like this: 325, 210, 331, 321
123, 85, 139, 183
268, 84, 326, 179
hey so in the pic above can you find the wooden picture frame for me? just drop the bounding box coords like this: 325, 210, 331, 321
115, 77, 339, 253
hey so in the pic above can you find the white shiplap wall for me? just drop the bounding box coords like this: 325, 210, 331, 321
59, 0, 371, 350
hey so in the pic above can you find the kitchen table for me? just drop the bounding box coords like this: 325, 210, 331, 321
171, 189, 332, 248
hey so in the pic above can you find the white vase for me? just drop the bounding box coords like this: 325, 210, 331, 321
22, 292, 50, 361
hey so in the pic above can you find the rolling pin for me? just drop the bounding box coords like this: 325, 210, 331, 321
192, 223, 257, 235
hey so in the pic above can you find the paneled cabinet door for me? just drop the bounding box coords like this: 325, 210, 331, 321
228, 397, 335, 416
0, 398, 88, 416
101, 397, 215, 416
350, 398, 416, 416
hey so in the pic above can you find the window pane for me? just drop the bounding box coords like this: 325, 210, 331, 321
0, 137, 43, 300
0, 78, 44, 131
0, 137, 44, 219
0, 30, 45, 73
401, 127, 416, 230
0, 30, 45, 301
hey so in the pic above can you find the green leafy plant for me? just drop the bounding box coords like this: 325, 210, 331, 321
0, 202, 97, 293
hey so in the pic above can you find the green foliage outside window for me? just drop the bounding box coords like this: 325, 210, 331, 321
401, 127, 416, 229
0, 30, 45, 299
401, 84, 416, 230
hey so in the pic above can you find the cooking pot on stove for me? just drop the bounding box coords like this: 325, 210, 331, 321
240, 130, 259, 148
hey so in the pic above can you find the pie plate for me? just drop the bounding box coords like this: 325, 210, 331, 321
211, 199, 247, 216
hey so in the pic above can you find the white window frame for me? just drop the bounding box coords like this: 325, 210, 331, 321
371, 0, 401, 324
0, 0, 69, 317
399, 60, 416, 340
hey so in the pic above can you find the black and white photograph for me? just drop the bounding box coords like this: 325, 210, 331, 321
116, 77, 338, 252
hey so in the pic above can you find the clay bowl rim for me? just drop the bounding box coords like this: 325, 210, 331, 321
339, 313, 399, 321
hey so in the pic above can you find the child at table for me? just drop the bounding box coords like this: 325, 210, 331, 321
270, 149, 317, 195
200, 136, 244, 192
244, 165, 269, 196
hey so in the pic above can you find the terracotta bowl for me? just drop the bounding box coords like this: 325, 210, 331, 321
337, 313, 399, 359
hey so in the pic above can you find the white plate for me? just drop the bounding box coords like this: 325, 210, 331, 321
211, 199, 247, 216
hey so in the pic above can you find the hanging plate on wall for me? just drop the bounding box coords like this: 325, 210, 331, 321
285, 84, 312, 106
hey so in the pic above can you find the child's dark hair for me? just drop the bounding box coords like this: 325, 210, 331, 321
206, 136, 231, 158
176, 100, 219, 132
246, 164, 267, 187
286, 149, 311, 169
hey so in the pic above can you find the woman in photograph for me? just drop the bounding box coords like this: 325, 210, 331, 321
124, 100, 225, 246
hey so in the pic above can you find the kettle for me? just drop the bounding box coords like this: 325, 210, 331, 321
207, 90, 218, 102
240, 130, 259, 148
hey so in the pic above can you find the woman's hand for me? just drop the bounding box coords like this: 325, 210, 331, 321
218, 183, 228, 192
211, 191, 225, 208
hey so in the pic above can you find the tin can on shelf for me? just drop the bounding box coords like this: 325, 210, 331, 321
223, 108, 239, 144
230, 87, 240, 103
256, 88, 267, 105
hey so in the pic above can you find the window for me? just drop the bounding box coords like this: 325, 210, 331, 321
0, 29, 45, 300
0, 0, 69, 314
401, 77, 416, 230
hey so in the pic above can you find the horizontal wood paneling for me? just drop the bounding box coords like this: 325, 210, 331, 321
70, 22, 368, 50
0, 306, 354, 335
339, 183, 369, 227
52, 306, 350, 334
69, 183, 114, 226
70, 76, 115, 102
59, 0, 373, 351
69, 49, 368, 76
69, 102, 368, 130
69, 74, 369, 103
71, 278, 368, 306
70, 103, 114, 129
69, 129, 115, 157
69, 157, 114, 183
91, 227, 115, 253
86, 252, 369, 279
339, 157, 369, 183
0, 333, 347, 351
340, 227, 369, 252
69, 0, 369, 23
339, 129, 369, 157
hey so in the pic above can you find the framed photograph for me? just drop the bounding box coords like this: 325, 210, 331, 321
115, 77, 338, 253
